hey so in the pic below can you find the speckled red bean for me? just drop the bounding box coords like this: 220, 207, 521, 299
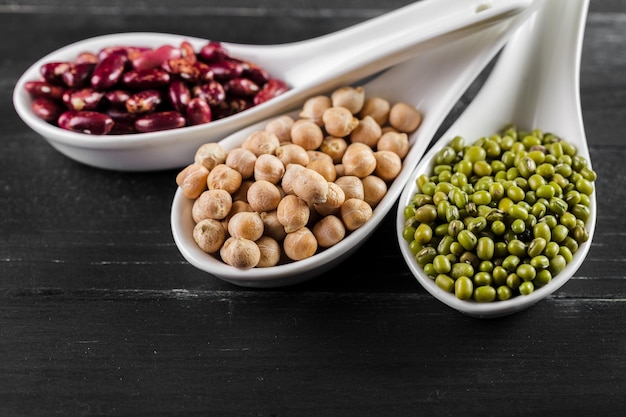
122, 68, 170, 90
25, 39, 289, 135
126, 90, 163, 113
64, 88, 104, 111
254, 79, 289, 105
134, 111, 186, 133
58, 110, 114, 135
193, 81, 226, 106
226, 78, 260, 96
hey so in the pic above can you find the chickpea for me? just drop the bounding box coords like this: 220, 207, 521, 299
281, 163, 306, 195
220, 236, 260, 269
194, 142, 227, 170
291, 119, 324, 150
254, 153, 285, 184
374, 150, 402, 181
359, 96, 390, 126
260, 210, 287, 241
207, 163, 243, 194
341, 198, 373, 231
320, 136, 348, 164
247, 179, 282, 212
307, 150, 334, 164
388, 102, 422, 133
331, 86, 365, 114
276, 143, 310, 166
377, 131, 409, 159
232, 179, 253, 202
299, 95, 332, 126
176, 163, 209, 199
289, 165, 330, 204
350, 115, 382, 148
255, 236, 282, 267
192, 189, 232, 222
225, 147, 257, 179
265, 115, 294, 142
362, 175, 387, 208
342, 142, 377, 178
322, 106, 359, 137
313, 182, 345, 216
227, 211, 264, 241
277, 194, 310, 233
312, 215, 346, 248
283, 227, 318, 261
334, 175, 364, 200
223, 200, 253, 226
307, 158, 336, 182
241, 130, 280, 156
193, 218, 227, 254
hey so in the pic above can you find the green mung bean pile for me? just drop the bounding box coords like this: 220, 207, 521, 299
401, 125, 596, 302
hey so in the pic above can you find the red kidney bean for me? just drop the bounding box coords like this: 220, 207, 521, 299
105, 89, 132, 107
40, 62, 71, 85
91, 52, 128, 91
225, 78, 260, 96
76, 52, 98, 65
168, 80, 191, 112
31, 97, 64, 122
25, 39, 289, 134
62, 62, 96, 88
131, 45, 181, 71
186, 98, 212, 125
24, 80, 66, 100
198, 41, 228, 62
58, 110, 114, 135
135, 111, 186, 133
206, 60, 244, 81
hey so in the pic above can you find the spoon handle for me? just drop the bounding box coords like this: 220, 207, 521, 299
441, 0, 591, 157
228, 0, 533, 87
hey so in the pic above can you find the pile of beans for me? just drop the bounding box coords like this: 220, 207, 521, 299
177, 85, 422, 269
401, 126, 596, 302
24, 40, 289, 135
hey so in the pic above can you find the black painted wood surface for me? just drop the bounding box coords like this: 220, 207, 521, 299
1, 1, 625, 416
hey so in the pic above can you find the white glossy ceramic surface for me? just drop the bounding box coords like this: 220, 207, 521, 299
396, 0, 595, 318
13, 0, 531, 171
171, 11, 533, 288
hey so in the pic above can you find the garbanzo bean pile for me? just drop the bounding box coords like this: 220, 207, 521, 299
177, 85, 422, 269
401, 125, 596, 302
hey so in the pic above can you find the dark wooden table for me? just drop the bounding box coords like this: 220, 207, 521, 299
2, 1, 625, 416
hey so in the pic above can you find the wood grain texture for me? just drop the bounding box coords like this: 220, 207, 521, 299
1, 1, 625, 416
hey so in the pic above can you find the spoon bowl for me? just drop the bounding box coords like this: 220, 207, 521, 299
13, 0, 531, 171
171, 12, 532, 288
396, 0, 595, 318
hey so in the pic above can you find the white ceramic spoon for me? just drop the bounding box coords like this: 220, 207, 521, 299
396, 0, 595, 318
13, 0, 531, 171
170, 5, 537, 288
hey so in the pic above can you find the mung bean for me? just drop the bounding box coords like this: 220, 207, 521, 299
402, 125, 596, 302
